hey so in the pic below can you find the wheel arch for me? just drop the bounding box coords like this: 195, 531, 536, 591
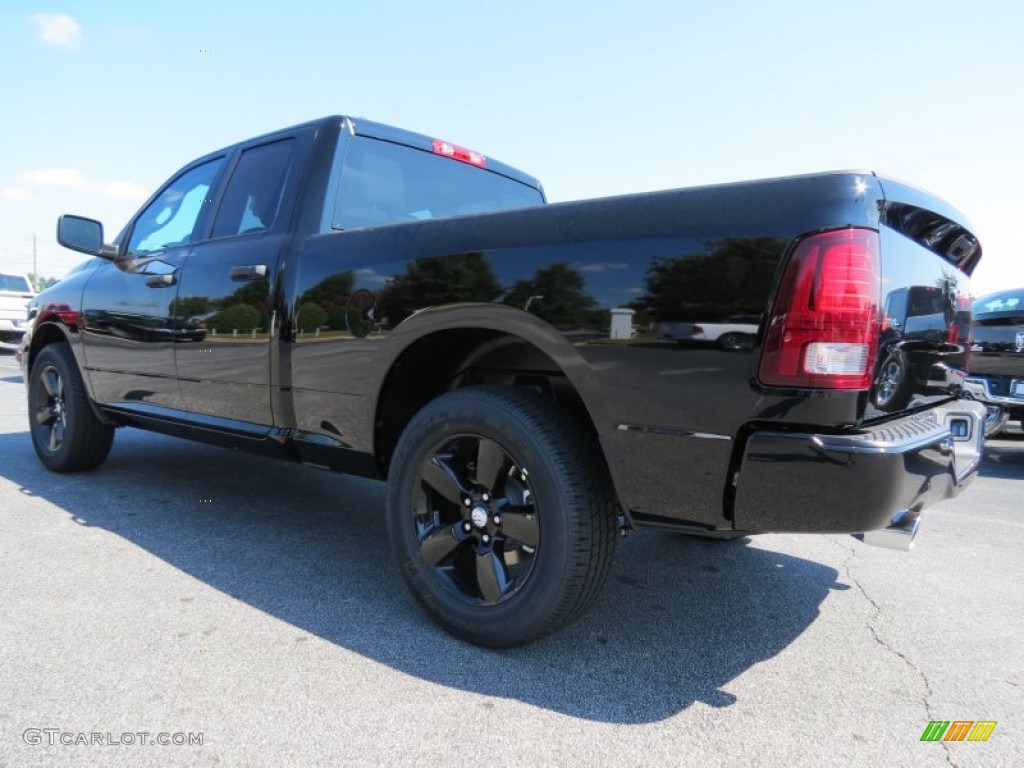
26, 321, 75, 373
27, 321, 111, 425
370, 305, 630, 521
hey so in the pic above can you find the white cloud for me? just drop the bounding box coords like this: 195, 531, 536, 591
0, 186, 38, 202
19, 168, 85, 188
354, 268, 391, 285
99, 180, 148, 200
28, 13, 83, 50
580, 261, 628, 272
16, 168, 148, 201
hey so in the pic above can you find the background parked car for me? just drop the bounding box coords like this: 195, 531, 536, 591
965, 288, 1024, 436
656, 314, 761, 350
0, 273, 35, 351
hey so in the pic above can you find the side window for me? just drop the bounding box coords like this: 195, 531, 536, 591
127, 158, 224, 255
211, 140, 294, 238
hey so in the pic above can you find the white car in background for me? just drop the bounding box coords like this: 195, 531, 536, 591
656, 314, 761, 350
0, 273, 36, 351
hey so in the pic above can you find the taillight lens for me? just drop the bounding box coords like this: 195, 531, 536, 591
42, 302, 80, 327
432, 139, 486, 168
759, 228, 880, 389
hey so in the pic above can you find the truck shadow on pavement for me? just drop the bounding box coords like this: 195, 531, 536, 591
1, 428, 851, 724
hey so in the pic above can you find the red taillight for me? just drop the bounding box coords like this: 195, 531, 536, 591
42, 302, 80, 327
432, 139, 487, 168
758, 228, 880, 389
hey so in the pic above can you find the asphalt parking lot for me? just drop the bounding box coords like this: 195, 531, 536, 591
0, 349, 1021, 767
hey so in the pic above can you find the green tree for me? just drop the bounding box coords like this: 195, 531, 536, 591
209, 303, 261, 334
296, 301, 327, 332
640, 237, 785, 321
225, 276, 272, 318
27, 273, 59, 291
174, 295, 212, 318
503, 261, 597, 329
299, 272, 356, 330
379, 253, 501, 325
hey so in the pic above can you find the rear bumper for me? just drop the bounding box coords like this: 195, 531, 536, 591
732, 399, 986, 546
0, 317, 28, 349
964, 376, 1024, 409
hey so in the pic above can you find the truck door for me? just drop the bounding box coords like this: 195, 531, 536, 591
80, 156, 226, 413
173, 138, 296, 427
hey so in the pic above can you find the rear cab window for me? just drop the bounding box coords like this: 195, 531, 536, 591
333, 136, 543, 231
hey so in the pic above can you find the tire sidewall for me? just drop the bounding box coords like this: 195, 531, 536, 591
28, 345, 92, 471
29, 347, 64, 463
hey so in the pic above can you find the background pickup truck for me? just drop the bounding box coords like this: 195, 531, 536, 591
965, 287, 1024, 435
0, 273, 35, 350
24, 115, 986, 646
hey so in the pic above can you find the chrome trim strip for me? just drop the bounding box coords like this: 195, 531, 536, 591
615, 424, 732, 440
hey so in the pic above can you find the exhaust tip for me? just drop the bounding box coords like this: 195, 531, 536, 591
854, 509, 920, 552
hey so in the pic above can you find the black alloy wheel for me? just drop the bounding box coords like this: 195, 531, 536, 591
28, 344, 114, 472
34, 364, 68, 453
414, 434, 539, 606
387, 386, 618, 647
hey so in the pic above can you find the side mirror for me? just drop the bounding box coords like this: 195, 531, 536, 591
57, 215, 118, 259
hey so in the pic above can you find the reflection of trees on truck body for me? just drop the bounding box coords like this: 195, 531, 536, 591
378, 253, 502, 326
504, 261, 601, 329
637, 238, 785, 322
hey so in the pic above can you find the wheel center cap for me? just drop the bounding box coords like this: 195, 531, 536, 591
470, 506, 489, 529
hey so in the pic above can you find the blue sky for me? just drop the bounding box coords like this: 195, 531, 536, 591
1, 0, 1021, 295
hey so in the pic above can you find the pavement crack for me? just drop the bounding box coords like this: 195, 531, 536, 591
837, 539, 960, 768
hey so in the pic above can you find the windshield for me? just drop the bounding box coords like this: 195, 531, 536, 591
334, 136, 544, 230
0, 274, 32, 293
974, 290, 1024, 316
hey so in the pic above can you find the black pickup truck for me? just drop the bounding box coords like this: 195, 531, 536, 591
965, 287, 1024, 435
23, 115, 986, 646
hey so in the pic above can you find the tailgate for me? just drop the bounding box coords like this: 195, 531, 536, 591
868, 177, 981, 419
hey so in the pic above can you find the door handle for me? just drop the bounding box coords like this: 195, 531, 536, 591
230, 264, 268, 281
146, 274, 177, 288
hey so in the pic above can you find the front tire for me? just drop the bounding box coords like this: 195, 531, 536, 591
28, 344, 114, 472
386, 386, 618, 647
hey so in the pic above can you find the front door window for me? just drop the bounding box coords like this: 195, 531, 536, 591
127, 158, 225, 256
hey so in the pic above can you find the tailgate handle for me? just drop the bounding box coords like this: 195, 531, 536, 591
230, 264, 267, 281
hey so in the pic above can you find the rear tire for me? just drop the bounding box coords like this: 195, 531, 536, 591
872, 353, 911, 412
28, 344, 114, 472
386, 386, 618, 647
